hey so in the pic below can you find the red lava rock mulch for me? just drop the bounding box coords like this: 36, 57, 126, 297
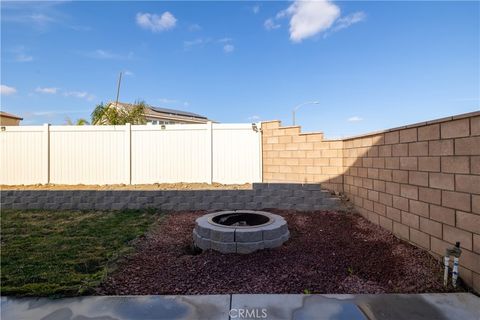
98, 210, 463, 295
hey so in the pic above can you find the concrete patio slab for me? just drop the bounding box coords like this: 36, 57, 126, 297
0, 295, 230, 320
1, 293, 478, 320
231, 294, 367, 320
231, 293, 480, 320
231, 294, 305, 319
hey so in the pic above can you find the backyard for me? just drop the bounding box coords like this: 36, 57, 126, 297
1, 208, 463, 297
1, 1, 479, 318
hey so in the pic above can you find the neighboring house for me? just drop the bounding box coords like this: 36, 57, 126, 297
0, 111, 23, 126
112, 102, 210, 124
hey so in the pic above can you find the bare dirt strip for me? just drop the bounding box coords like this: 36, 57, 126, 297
0, 183, 251, 191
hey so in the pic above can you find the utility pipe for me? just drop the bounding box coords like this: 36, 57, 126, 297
444, 242, 462, 288
443, 255, 449, 287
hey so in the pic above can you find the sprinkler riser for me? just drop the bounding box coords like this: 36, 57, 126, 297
452, 257, 459, 288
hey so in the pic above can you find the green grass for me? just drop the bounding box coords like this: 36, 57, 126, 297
1, 209, 161, 297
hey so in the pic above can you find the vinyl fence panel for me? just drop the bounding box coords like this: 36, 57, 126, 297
49, 126, 127, 185
131, 124, 210, 184
0, 122, 262, 185
212, 123, 262, 184
0, 125, 48, 185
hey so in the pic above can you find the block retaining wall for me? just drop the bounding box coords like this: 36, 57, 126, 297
0, 183, 341, 212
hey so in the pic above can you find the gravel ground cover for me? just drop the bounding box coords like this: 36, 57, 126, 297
99, 210, 462, 295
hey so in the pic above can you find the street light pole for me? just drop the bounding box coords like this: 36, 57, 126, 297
115, 71, 123, 106
292, 101, 319, 125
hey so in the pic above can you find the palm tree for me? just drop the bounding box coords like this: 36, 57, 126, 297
91, 101, 147, 125
65, 117, 89, 125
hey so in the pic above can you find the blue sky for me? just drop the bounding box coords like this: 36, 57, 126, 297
1, 1, 479, 137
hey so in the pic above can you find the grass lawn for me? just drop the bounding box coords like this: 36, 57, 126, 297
1, 209, 160, 297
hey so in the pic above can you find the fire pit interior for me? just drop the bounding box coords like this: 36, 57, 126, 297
193, 210, 289, 254
211, 212, 271, 227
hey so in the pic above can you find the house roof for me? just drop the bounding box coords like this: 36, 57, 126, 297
0, 111, 23, 120
112, 102, 208, 120
149, 106, 208, 120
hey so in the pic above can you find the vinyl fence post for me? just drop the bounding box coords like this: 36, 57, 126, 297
258, 122, 263, 183
206, 121, 213, 184
125, 123, 132, 184
43, 123, 50, 184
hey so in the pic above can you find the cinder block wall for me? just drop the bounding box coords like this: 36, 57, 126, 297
0, 183, 341, 212
262, 111, 480, 292
262, 121, 344, 192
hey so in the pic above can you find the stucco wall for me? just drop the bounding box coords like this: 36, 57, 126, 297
0, 116, 21, 126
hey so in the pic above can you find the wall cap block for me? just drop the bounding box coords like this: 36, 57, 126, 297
336, 111, 480, 141
299, 131, 324, 136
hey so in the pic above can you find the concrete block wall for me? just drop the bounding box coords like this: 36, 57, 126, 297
261, 111, 480, 292
0, 183, 341, 212
262, 121, 344, 192
342, 112, 480, 292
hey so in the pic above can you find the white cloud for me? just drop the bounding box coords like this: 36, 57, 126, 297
252, 5, 260, 14
264, 18, 281, 30
27, 110, 85, 117
268, 0, 365, 42
70, 25, 92, 32
218, 37, 232, 43
287, 0, 340, 42
333, 11, 366, 32
30, 13, 55, 25
9, 46, 34, 62
158, 98, 191, 107
1, 2, 74, 32
1, 85, 17, 95
64, 91, 95, 101
136, 12, 177, 32
347, 116, 363, 122
184, 37, 234, 53
275, 9, 289, 20
30, 111, 60, 116
3, 13, 56, 27
223, 44, 235, 53
158, 98, 178, 104
184, 38, 211, 49
85, 49, 133, 60
248, 115, 261, 121
124, 70, 134, 76
188, 24, 202, 32
15, 53, 33, 62
2, 3, 96, 34
35, 87, 58, 94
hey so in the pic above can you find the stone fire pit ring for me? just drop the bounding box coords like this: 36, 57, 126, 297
193, 210, 289, 254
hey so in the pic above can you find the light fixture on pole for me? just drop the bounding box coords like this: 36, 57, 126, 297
292, 101, 319, 125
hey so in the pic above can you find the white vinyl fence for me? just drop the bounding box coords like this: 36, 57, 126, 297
0, 122, 262, 185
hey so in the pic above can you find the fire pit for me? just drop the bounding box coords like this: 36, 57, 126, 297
193, 210, 289, 254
